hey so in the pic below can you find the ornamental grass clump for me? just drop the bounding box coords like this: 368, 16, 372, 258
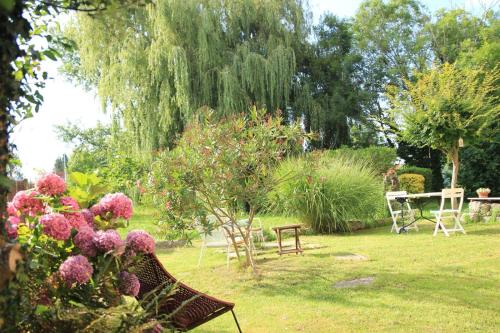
1, 173, 165, 332
270, 153, 385, 233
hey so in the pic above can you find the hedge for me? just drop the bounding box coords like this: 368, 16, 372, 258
397, 165, 432, 192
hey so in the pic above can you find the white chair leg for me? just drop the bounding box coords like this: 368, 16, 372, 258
435, 216, 450, 237
197, 242, 205, 267
454, 213, 466, 234
433, 218, 440, 236
390, 214, 398, 233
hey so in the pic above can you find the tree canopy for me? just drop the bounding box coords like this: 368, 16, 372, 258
63, 0, 310, 152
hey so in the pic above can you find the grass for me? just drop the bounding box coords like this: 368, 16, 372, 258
128, 207, 499, 333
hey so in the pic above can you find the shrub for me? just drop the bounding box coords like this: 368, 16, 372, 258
327, 146, 397, 175
397, 166, 433, 192
146, 108, 306, 272
399, 173, 425, 193
1, 173, 167, 332
269, 153, 385, 233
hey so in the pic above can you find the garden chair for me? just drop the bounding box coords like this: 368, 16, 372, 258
197, 215, 247, 268
386, 191, 417, 233
134, 253, 242, 332
222, 223, 249, 268
236, 217, 265, 250
431, 188, 465, 236
197, 225, 230, 267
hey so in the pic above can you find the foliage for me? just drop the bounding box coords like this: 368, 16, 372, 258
352, 0, 431, 145
326, 146, 397, 175
396, 142, 443, 191
399, 173, 425, 194
56, 123, 147, 199
62, 0, 309, 153
458, 138, 500, 197
397, 166, 432, 192
0, 173, 165, 332
146, 108, 306, 272
297, 14, 365, 148
269, 152, 385, 233
67, 171, 109, 208
389, 62, 500, 188
427, 8, 486, 64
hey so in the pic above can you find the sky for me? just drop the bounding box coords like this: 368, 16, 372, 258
11, 0, 499, 180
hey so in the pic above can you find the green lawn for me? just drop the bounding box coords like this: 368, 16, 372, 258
128, 208, 500, 333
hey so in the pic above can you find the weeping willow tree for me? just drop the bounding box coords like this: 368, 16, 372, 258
63, 0, 310, 153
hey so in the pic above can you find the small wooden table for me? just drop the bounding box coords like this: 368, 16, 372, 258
272, 224, 303, 255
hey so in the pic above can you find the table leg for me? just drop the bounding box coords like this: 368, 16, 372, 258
277, 230, 282, 255
296, 228, 302, 254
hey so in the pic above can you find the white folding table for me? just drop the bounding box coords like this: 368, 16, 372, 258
393, 192, 442, 234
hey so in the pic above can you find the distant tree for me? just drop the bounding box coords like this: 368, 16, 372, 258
298, 14, 365, 149
390, 63, 499, 189
62, 0, 310, 153
53, 154, 67, 176
352, 0, 431, 146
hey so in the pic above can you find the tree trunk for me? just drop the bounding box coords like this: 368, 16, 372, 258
450, 148, 459, 189
449, 147, 460, 210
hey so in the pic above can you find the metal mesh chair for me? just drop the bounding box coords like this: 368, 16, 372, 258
133, 253, 242, 332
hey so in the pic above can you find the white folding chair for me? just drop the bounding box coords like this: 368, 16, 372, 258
197, 215, 232, 267
250, 218, 264, 247
221, 225, 247, 268
431, 188, 466, 236
386, 191, 417, 233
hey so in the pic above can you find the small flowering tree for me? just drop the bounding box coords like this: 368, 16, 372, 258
148, 108, 306, 272
0, 173, 164, 332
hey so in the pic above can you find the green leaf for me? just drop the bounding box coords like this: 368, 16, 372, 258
0, 0, 15, 11
34, 305, 50, 315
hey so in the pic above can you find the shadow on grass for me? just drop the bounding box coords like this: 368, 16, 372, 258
464, 225, 500, 235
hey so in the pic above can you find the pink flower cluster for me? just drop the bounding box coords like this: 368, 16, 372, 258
60, 196, 79, 210
59, 255, 93, 286
81, 208, 95, 227
118, 271, 141, 297
41, 213, 71, 240
5, 216, 19, 239
36, 173, 66, 196
126, 230, 155, 254
11, 190, 44, 217
92, 193, 133, 221
93, 230, 124, 253
73, 226, 97, 257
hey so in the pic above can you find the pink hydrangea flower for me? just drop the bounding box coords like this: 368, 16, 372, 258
81, 209, 95, 228
40, 213, 71, 240
64, 212, 87, 230
12, 190, 44, 217
90, 204, 104, 219
126, 230, 155, 254
36, 173, 66, 196
118, 271, 141, 297
60, 196, 80, 210
98, 193, 133, 220
73, 226, 97, 257
7, 202, 18, 216
59, 255, 93, 286
151, 323, 163, 333
93, 230, 124, 253
5, 216, 20, 239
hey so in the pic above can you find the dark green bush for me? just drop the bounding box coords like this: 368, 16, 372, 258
327, 146, 397, 175
269, 153, 385, 233
397, 166, 433, 192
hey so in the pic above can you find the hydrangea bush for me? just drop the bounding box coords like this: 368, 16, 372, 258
2, 173, 164, 332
